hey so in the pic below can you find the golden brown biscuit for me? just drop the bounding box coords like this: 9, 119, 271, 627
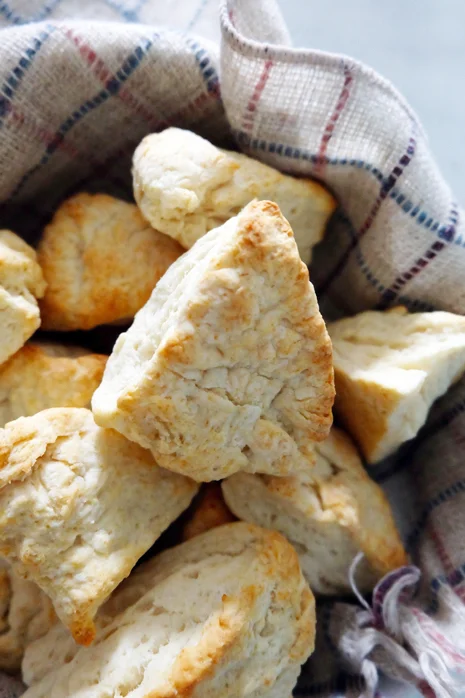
182, 483, 236, 541
0, 560, 55, 672
0, 230, 46, 366
0, 342, 107, 427
22, 523, 315, 698
222, 428, 407, 595
92, 200, 334, 482
0, 408, 198, 646
38, 193, 184, 330
329, 307, 465, 462
133, 127, 336, 264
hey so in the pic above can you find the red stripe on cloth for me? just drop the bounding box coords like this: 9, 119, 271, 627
7, 104, 79, 158
412, 608, 465, 666
383, 241, 445, 297
65, 29, 217, 132
48, 92, 215, 205
317, 127, 417, 296
416, 680, 438, 698
242, 59, 273, 133
430, 525, 455, 576
64, 29, 163, 130
314, 63, 353, 176
378, 204, 458, 306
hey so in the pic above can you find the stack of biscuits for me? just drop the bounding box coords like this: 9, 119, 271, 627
1, 128, 465, 697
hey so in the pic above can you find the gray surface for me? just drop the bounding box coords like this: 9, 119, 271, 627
279, 0, 464, 203
278, 3, 464, 696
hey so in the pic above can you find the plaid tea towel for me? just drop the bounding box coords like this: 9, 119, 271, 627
0, 0, 464, 696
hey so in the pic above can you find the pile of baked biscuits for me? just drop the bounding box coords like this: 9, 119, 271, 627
1, 128, 465, 698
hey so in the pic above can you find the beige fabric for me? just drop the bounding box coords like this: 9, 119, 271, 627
0, 408, 198, 646
133, 127, 335, 263
92, 200, 334, 481
222, 428, 406, 595
0, 342, 107, 427
22, 523, 315, 698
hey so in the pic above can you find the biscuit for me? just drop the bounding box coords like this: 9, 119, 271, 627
38, 193, 184, 330
132, 127, 336, 263
92, 200, 335, 482
22, 523, 315, 698
0, 561, 55, 672
0, 230, 46, 366
0, 408, 198, 646
182, 484, 236, 541
0, 342, 107, 427
328, 306, 465, 462
23, 551, 172, 685
222, 428, 407, 595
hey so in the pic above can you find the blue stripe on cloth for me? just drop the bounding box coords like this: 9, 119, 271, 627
184, 36, 220, 97
232, 129, 459, 243
5, 34, 155, 203
0, 26, 55, 125
407, 479, 465, 550
0, 0, 62, 24
325, 211, 436, 310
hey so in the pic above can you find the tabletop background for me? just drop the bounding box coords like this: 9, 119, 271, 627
278, 0, 464, 203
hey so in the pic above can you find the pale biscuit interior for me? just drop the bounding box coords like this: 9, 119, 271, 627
329, 306, 465, 462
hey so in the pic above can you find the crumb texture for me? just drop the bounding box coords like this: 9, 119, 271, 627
329, 307, 465, 462
0, 408, 198, 645
92, 200, 334, 482
22, 523, 315, 698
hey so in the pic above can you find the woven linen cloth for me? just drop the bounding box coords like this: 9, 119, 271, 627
0, 0, 464, 696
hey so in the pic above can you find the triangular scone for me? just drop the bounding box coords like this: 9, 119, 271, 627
328, 307, 465, 463
182, 484, 236, 542
0, 560, 56, 672
132, 128, 336, 263
0, 342, 107, 427
0, 230, 46, 366
92, 201, 334, 482
23, 550, 180, 686
22, 523, 315, 698
38, 193, 184, 331
222, 428, 407, 595
0, 408, 198, 646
